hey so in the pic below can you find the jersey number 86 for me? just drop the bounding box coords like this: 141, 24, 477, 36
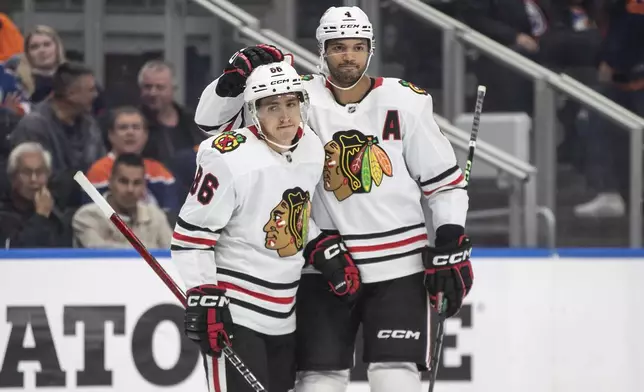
190, 165, 219, 205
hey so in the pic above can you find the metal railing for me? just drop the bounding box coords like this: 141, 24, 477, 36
191, 0, 543, 246
191, 0, 318, 73
391, 0, 644, 247
436, 115, 542, 246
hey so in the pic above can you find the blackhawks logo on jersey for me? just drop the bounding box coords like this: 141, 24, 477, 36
212, 131, 246, 153
398, 80, 428, 96
323, 130, 393, 201
263, 187, 311, 257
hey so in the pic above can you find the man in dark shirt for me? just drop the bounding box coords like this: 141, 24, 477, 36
0, 142, 72, 248
137, 60, 205, 167
10, 62, 106, 207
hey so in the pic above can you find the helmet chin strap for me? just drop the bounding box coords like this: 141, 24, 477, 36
252, 110, 308, 151
323, 51, 373, 91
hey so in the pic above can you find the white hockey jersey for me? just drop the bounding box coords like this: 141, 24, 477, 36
195, 75, 468, 284
171, 125, 324, 335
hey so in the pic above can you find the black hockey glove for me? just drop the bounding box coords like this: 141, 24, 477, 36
215, 44, 285, 97
305, 233, 361, 303
422, 225, 474, 318
185, 284, 234, 357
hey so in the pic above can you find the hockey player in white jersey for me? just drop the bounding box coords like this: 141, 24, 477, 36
193, 6, 474, 392
171, 61, 329, 392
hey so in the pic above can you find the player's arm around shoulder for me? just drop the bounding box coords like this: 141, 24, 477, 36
195, 45, 286, 133
194, 76, 245, 133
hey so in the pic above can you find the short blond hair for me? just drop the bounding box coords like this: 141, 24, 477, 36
24, 25, 67, 67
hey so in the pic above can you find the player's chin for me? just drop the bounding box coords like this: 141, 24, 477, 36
333, 70, 362, 86
275, 125, 298, 140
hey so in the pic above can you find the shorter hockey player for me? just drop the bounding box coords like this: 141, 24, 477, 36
171, 61, 325, 392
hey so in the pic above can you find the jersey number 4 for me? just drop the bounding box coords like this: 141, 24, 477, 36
190, 165, 219, 205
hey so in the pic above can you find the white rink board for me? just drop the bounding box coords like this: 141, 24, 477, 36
1, 250, 644, 392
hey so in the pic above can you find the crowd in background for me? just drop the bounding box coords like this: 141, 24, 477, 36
0, 16, 207, 249
380, 0, 643, 218
0, 0, 642, 249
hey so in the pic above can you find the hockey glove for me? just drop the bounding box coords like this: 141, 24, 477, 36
185, 284, 234, 357
423, 228, 473, 318
216, 44, 285, 97
305, 233, 361, 303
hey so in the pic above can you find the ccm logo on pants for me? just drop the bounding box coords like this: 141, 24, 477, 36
432, 249, 471, 266
377, 330, 421, 340
187, 295, 230, 307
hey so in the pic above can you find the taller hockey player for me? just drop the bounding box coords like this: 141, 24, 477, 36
193, 7, 474, 392
171, 61, 327, 392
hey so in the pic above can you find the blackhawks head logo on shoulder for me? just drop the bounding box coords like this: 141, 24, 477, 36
263, 187, 311, 257
212, 130, 246, 153
323, 130, 393, 201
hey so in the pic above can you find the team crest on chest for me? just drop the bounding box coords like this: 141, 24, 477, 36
263, 187, 311, 257
323, 130, 393, 202
212, 131, 246, 153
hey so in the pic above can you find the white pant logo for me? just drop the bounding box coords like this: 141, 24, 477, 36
377, 330, 421, 340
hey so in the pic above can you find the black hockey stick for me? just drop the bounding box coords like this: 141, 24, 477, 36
73, 171, 268, 392
428, 85, 486, 392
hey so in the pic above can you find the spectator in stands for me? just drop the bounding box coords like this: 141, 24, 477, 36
546, 0, 602, 168
11, 62, 106, 208
17, 25, 107, 115
0, 142, 72, 248
0, 63, 26, 193
72, 153, 172, 249
1, 63, 30, 116
137, 60, 205, 167
574, 0, 644, 217
0, 13, 24, 62
168, 146, 197, 203
86, 106, 178, 213
459, 0, 548, 112
0, 106, 20, 194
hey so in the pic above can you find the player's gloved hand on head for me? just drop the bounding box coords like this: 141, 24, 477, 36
422, 225, 473, 318
305, 233, 361, 303
185, 284, 234, 357
216, 44, 285, 97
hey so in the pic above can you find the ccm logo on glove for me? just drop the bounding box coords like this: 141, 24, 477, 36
432, 248, 472, 266
187, 295, 230, 307
305, 233, 361, 302
323, 242, 348, 259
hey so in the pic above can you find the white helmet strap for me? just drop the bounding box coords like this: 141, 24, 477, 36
251, 117, 304, 150
324, 50, 373, 91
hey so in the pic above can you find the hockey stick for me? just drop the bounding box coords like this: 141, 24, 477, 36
73, 171, 268, 392
428, 85, 486, 392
